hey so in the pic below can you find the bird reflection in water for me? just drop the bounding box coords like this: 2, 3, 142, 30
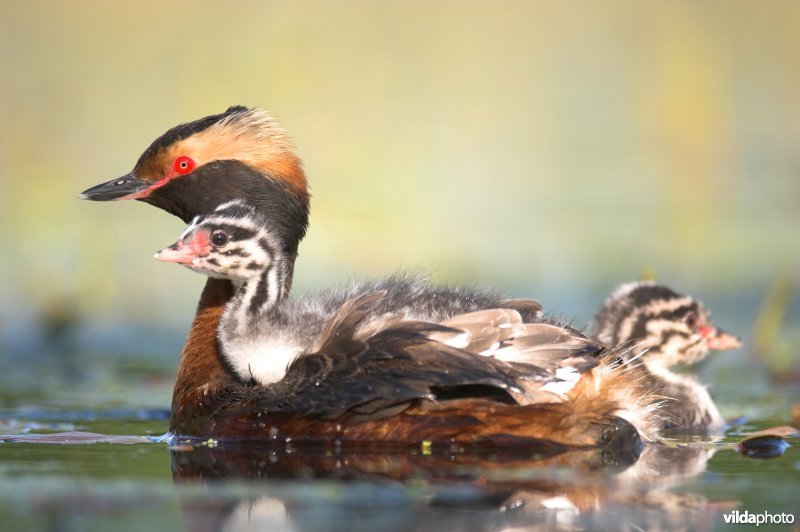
170, 438, 735, 531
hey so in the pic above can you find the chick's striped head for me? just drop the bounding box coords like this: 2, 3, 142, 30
153, 200, 279, 282
592, 282, 741, 368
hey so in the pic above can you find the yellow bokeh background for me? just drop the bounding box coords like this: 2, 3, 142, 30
1, 1, 799, 329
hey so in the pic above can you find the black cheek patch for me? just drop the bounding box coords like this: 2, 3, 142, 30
657, 330, 691, 348
149, 161, 308, 258
223, 247, 250, 258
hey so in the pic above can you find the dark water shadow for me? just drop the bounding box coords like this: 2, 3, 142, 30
168, 438, 742, 532
2, 426, 795, 531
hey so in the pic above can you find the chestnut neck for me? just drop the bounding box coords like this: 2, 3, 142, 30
170, 278, 234, 430
169, 256, 296, 432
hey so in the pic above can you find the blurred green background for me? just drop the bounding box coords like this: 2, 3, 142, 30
1, 2, 798, 397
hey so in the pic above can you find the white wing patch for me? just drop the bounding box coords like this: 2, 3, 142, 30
540, 366, 581, 396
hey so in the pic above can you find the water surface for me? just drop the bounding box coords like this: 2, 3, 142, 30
1, 303, 798, 531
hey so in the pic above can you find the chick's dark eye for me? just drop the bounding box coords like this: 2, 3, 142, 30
211, 231, 228, 247
684, 312, 698, 330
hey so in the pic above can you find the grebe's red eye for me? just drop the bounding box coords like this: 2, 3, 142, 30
173, 156, 195, 175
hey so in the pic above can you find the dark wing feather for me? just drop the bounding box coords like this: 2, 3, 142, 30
500, 297, 544, 320
248, 292, 536, 422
